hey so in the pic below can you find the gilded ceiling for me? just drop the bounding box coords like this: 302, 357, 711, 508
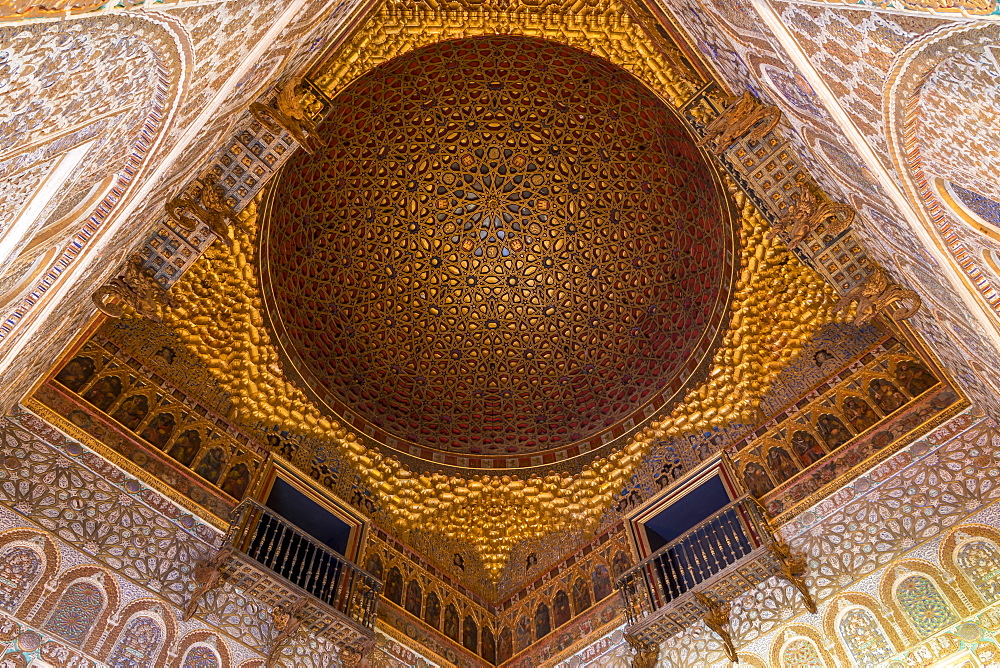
7, 0, 1000, 661
260, 36, 735, 461
157, 0, 844, 582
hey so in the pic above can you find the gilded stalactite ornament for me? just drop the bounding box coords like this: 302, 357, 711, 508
698, 91, 782, 156
163, 178, 844, 576
309, 0, 701, 111
835, 267, 921, 325
768, 183, 855, 247
250, 79, 318, 154
167, 184, 237, 247
262, 37, 734, 458
92, 257, 176, 323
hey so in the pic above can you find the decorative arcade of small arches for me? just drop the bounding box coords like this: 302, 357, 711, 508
755, 524, 1000, 667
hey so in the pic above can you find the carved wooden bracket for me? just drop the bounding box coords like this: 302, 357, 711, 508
624, 633, 660, 668
768, 183, 855, 247
698, 91, 782, 156
266, 599, 306, 668
166, 183, 236, 247
694, 592, 737, 664
92, 256, 175, 322
338, 637, 376, 668
834, 267, 921, 325
182, 544, 233, 621
250, 79, 318, 153
770, 540, 818, 614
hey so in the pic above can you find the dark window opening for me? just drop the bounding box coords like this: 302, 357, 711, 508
643, 475, 730, 551
265, 478, 351, 554
241, 479, 355, 609
640, 475, 753, 603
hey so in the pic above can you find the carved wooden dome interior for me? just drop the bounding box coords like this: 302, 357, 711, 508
260, 36, 735, 462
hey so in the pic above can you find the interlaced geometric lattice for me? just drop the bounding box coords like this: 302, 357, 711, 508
44, 581, 103, 646
263, 36, 732, 455
0, 546, 40, 611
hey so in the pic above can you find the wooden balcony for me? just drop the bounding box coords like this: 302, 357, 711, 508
186, 499, 381, 665
616, 496, 814, 662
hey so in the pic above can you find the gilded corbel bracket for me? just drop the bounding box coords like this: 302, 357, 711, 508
767, 182, 855, 247
166, 182, 237, 247
266, 599, 306, 668
250, 78, 318, 154
338, 637, 376, 668
769, 540, 818, 614
694, 592, 737, 664
182, 544, 233, 621
92, 256, 176, 322
834, 267, 921, 324
697, 91, 782, 156
625, 633, 660, 668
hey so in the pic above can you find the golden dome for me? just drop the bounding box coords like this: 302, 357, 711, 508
260, 36, 736, 463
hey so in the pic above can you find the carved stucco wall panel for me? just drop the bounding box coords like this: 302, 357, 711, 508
0, 14, 183, 274
553, 415, 1000, 667
790, 418, 1000, 600
0, 609, 103, 666
128, 0, 294, 206
657, 0, 1000, 422
0, 16, 184, 234
0, 160, 57, 248
885, 24, 1000, 323
0, 5, 998, 668
128, 0, 366, 230
0, 413, 219, 601
764, 5, 1000, 374
768, 3, 945, 175
0, 284, 102, 410
0, 409, 403, 666
889, 241, 1000, 415
0, 0, 369, 410
657, 0, 889, 197
769, 7, 1000, 333
912, 37, 1000, 204
780, 0, 999, 17
0, 12, 191, 412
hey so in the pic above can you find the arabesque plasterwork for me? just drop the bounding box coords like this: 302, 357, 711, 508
0, 0, 997, 664
547, 412, 1000, 667
0, 408, 373, 666
0, 0, 372, 413
61, 0, 862, 587
161, 169, 843, 578
14, 401, 1000, 668
659, 0, 1000, 430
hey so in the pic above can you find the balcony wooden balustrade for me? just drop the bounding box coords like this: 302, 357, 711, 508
185, 499, 381, 666
616, 496, 814, 663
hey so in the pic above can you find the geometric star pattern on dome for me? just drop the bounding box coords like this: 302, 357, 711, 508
265, 36, 731, 456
